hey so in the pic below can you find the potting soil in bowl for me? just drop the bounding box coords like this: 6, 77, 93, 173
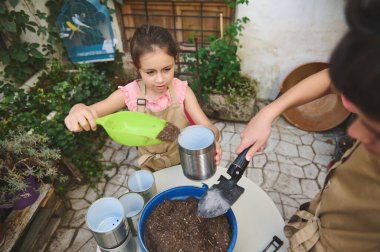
138, 185, 237, 252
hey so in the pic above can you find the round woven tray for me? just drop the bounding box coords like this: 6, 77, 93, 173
280, 62, 350, 132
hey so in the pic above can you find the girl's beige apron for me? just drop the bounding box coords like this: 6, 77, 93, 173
136, 81, 189, 171
284, 141, 380, 251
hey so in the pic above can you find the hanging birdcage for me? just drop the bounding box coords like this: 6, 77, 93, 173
57, 0, 116, 63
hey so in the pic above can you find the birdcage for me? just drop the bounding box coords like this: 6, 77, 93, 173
57, 0, 116, 63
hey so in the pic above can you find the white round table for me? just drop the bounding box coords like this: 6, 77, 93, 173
98, 165, 288, 252
153, 165, 288, 252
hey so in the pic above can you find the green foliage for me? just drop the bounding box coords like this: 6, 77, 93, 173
0, 0, 59, 84
224, 0, 249, 8
0, 130, 67, 205
186, 16, 256, 99
0, 62, 115, 180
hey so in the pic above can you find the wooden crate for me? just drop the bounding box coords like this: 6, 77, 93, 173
2, 185, 65, 252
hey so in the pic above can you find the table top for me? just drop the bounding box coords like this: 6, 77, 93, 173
97, 165, 288, 252
153, 165, 288, 252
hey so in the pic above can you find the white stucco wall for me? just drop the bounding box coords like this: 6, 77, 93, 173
237, 0, 348, 100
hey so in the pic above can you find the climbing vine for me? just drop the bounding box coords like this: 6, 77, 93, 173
0, 0, 59, 84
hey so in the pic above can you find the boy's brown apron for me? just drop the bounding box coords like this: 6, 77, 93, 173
136, 81, 189, 171
284, 141, 380, 251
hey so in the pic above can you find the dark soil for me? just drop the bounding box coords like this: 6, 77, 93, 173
144, 197, 232, 252
156, 122, 180, 142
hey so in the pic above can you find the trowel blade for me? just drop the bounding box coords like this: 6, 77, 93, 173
197, 175, 245, 218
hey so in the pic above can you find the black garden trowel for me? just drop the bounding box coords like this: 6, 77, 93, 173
198, 146, 252, 218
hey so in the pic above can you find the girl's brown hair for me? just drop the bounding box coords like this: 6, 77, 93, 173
130, 24, 178, 69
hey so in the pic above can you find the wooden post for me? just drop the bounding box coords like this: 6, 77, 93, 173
220, 13, 223, 38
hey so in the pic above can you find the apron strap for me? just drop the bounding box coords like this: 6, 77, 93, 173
285, 210, 321, 252
168, 81, 177, 104
138, 152, 172, 168
137, 81, 146, 113
137, 80, 178, 113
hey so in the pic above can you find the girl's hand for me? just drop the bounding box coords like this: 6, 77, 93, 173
64, 104, 98, 132
214, 140, 222, 165
236, 108, 273, 160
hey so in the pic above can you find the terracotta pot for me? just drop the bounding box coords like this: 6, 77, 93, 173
280, 62, 350, 131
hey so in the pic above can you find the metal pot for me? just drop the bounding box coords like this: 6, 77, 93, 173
178, 125, 216, 180
86, 197, 130, 249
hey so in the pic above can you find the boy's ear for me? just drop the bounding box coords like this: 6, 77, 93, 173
341, 95, 358, 113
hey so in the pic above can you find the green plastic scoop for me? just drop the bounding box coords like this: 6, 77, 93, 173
96, 111, 178, 146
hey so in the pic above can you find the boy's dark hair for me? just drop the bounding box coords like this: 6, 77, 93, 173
330, 0, 380, 121
130, 24, 178, 68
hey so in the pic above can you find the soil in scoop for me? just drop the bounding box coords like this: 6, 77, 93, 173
156, 122, 180, 142
144, 197, 232, 252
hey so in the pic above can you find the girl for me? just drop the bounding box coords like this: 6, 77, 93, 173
64, 24, 221, 171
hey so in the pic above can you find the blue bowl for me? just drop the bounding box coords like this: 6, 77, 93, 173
138, 185, 237, 251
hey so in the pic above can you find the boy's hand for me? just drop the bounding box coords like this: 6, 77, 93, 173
64, 104, 98, 132
236, 109, 273, 160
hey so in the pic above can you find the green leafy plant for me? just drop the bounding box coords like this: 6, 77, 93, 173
0, 63, 115, 180
0, 0, 58, 84
0, 130, 67, 206
185, 0, 257, 100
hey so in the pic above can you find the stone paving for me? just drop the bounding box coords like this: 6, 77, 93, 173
45, 116, 345, 252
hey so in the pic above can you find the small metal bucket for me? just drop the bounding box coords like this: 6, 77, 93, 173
178, 125, 216, 180
127, 170, 157, 203
98, 233, 136, 252
118, 192, 145, 236
86, 197, 130, 249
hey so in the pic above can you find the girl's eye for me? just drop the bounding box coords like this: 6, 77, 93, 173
164, 68, 172, 72
145, 71, 154, 75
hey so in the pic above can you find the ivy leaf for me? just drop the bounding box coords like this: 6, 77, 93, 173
9, 0, 20, 8
35, 10, 47, 20
30, 49, 44, 59
3, 21, 17, 32
0, 50, 10, 64
28, 21, 38, 27
29, 43, 40, 49
11, 46, 28, 62
26, 25, 36, 33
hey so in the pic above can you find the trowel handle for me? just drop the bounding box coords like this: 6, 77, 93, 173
227, 146, 252, 182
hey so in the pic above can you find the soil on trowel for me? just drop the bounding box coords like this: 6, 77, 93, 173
144, 197, 232, 252
156, 122, 180, 142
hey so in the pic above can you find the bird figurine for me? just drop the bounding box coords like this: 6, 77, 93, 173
72, 14, 92, 29
66, 21, 85, 39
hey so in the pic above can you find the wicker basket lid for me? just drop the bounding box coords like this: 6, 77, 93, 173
280, 62, 350, 132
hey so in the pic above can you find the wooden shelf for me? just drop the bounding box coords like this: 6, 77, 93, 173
1, 184, 64, 252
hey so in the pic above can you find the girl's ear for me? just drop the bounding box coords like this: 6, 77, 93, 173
341, 95, 358, 113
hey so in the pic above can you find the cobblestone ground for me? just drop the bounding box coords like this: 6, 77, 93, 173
46, 116, 345, 252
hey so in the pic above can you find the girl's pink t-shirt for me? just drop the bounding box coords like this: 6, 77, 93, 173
118, 78, 188, 112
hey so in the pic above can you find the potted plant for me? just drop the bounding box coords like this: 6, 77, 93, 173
0, 130, 67, 210
185, 5, 258, 122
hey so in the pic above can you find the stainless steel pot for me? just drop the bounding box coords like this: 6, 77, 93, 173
178, 125, 216, 180
86, 197, 130, 249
